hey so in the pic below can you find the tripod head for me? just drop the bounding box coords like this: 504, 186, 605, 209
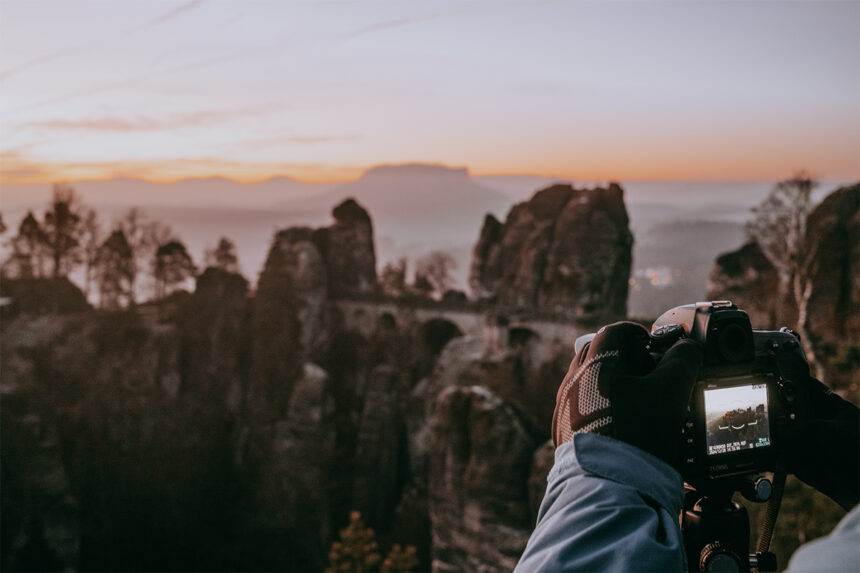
681, 473, 783, 572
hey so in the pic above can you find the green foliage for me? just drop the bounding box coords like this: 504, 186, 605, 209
327, 511, 419, 573
381, 544, 419, 573
328, 511, 382, 572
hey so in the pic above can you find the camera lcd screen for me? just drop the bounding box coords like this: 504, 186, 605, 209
704, 383, 771, 456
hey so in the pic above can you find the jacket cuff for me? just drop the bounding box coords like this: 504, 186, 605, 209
549, 433, 685, 516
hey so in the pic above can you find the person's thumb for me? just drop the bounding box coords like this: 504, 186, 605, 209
648, 338, 703, 402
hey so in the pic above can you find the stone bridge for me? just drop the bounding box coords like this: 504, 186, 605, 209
333, 294, 594, 365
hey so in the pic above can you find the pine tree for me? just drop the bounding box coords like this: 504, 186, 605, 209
96, 229, 135, 309
153, 240, 197, 299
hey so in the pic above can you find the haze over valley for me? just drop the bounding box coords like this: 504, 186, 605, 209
2, 164, 848, 318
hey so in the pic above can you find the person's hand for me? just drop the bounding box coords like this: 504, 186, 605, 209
779, 378, 859, 510
552, 321, 703, 465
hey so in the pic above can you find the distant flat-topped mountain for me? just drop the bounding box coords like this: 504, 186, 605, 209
293, 163, 512, 246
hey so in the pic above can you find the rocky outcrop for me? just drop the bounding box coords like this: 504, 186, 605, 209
264, 363, 338, 570
528, 441, 555, 522
706, 184, 859, 398
470, 183, 633, 323
249, 199, 375, 405
805, 185, 860, 357
0, 277, 90, 317
706, 242, 781, 328
353, 365, 409, 529
313, 198, 377, 295
2, 390, 80, 572
428, 385, 539, 572
180, 267, 249, 406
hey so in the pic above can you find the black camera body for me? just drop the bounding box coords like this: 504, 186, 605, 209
650, 301, 810, 494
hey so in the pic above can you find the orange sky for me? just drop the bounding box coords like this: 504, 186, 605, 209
1, 1, 858, 186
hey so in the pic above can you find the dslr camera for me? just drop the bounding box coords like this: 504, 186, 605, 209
649, 301, 809, 496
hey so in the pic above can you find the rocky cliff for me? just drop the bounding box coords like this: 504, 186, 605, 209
707, 184, 860, 398
1, 196, 579, 573
706, 242, 781, 328
470, 183, 633, 323
804, 185, 860, 356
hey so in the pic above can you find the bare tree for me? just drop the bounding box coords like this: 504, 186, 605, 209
204, 237, 240, 274
117, 207, 173, 303
414, 251, 457, 299
379, 257, 407, 296
153, 240, 197, 299
747, 172, 822, 378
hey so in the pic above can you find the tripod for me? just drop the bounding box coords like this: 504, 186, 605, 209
681, 473, 784, 572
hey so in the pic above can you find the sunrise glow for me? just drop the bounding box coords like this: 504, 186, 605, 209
1, 1, 858, 186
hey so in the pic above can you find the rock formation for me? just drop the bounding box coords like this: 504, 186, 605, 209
804, 184, 860, 364
266, 363, 338, 570
313, 198, 378, 295
706, 242, 781, 328
0, 195, 588, 572
707, 184, 859, 397
353, 365, 409, 529
180, 267, 250, 406
528, 441, 555, 522
428, 385, 539, 572
470, 183, 633, 323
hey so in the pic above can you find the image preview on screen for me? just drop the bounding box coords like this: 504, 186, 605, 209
704, 383, 771, 456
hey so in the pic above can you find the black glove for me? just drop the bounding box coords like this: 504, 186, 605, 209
779, 378, 859, 510
552, 321, 703, 465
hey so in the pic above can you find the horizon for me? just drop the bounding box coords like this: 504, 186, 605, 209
4, 160, 857, 189
2, 1, 859, 185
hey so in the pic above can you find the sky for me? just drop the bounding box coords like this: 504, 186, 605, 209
1, 0, 859, 185
704, 383, 768, 418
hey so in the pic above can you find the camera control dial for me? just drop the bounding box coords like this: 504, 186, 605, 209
700, 541, 744, 572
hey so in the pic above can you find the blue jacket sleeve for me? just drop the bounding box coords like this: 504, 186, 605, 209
785, 503, 860, 572
515, 433, 687, 572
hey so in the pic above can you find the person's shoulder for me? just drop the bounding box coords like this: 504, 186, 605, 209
785, 505, 860, 572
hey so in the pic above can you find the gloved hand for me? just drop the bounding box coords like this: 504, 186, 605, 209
552, 321, 703, 466
779, 378, 859, 510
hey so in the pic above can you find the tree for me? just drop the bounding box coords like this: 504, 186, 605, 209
96, 229, 135, 309
204, 237, 239, 274
379, 258, 407, 296
153, 240, 196, 299
747, 172, 822, 378
410, 272, 434, 298
327, 511, 418, 573
4, 212, 48, 279
117, 207, 173, 304
414, 251, 457, 299
42, 184, 83, 279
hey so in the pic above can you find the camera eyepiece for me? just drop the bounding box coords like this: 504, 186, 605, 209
716, 322, 753, 364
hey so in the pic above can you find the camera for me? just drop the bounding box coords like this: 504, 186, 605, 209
649, 301, 810, 495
